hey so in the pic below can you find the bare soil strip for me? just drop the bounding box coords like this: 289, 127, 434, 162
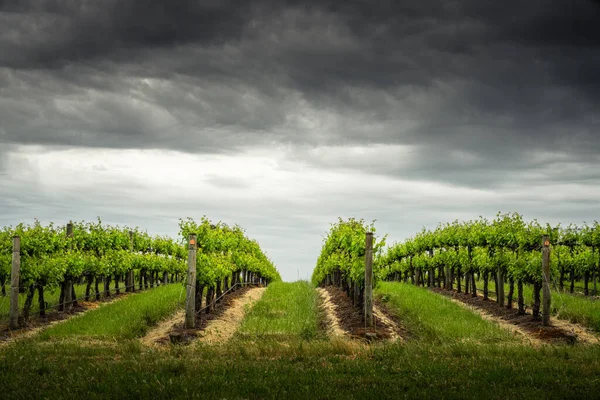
198, 287, 266, 344
143, 286, 266, 346
373, 303, 404, 342
317, 288, 347, 337
432, 288, 600, 345
446, 297, 544, 346
323, 286, 404, 342
547, 316, 600, 345
0, 295, 130, 347
140, 310, 185, 347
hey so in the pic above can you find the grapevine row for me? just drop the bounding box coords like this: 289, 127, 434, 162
178, 217, 280, 313
1, 217, 280, 325
312, 213, 599, 320
311, 218, 386, 314
379, 213, 600, 318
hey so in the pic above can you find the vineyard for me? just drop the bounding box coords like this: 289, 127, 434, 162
1, 213, 600, 399
0, 217, 279, 332
379, 213, 600, 301
312, 214, 600, 340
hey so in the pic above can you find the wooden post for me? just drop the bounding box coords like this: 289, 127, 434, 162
128, 231, 134, 292
364, 232, 374, 328
184, 234, 197, 329
497, 265, 505, 307
542, 235, 551, 326
65, 222, 74, 312
9, 236, 21, 330
428, 250, 434, 287
593, 245, 597, 297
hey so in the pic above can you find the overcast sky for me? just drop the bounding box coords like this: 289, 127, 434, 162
1, 0, 599, 281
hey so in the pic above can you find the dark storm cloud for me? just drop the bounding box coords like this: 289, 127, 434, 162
1, 0, 600, 187
0, 0, 258, 68
3, 0, 599, 87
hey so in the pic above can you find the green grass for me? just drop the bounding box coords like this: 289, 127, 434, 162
552, 292, 600, 332
486, 280, 600, 332
4, 280, 600, 398
0, 283, 89, 323
37, 284, 185, 340
376, 282, 518, 344
237, 281, 320, 340
2, 340, 600, 399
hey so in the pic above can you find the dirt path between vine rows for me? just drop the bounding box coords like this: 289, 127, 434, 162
198, 287, 266, 344
373, 303, 404, 342
433, 289, 600, 345
546, 316, 600, 345
322, 286, 405, 342
446, 298, 544, 346
140, 309, 186, 347
141, 286, 265, 347
317, 288, 348, 337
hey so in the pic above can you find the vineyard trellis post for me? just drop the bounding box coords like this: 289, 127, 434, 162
9, 236, 21, 330
184, 233, 197, 329
364, 232, 374, 328
128, 230, 135, 292
497, 263, 505, 307
593, 245, 597, 297
65, 222, 74, 312
542, 235, 551, 326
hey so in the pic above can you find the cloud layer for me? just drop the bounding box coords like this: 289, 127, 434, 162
1, 0, 599, 280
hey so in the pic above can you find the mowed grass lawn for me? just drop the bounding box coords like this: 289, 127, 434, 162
236, 281, 320, 340
37, 283, 185, 341
376, 282, 519, 344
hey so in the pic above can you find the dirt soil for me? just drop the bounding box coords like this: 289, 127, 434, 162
373, 302, 405, 342
140, 310, 186, 347
198, 287, 265, 344
323, 286, 404, 342
149, 285, 264, 346
431, 288, 600, 345
317, 288, 348, 338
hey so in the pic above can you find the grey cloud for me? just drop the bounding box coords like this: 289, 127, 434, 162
0, 0, 257, 68
1, 1, 600, 280
0, 142, 598, 280
203, 175, 252, 189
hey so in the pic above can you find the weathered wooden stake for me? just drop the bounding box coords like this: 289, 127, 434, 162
593, 245, 597, 297
128, 230, 135, 292
184, 234, 197, 329
364, 232, 374, 328
64, 222, 74, 312
9, 236, 21, 330
497, 266, 505, 307
542, 235, 551, 326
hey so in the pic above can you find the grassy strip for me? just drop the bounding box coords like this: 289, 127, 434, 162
551, 292, 600, 332
237, 281, 320, 340
0, 283, 89, 322
376, 282, 518, 344
2, 340, 600, 399
486, 281, 600, 332
37, 284, 185, 340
